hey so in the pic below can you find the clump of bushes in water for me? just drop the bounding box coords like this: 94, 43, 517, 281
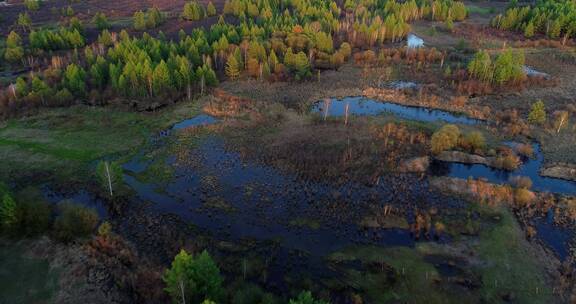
0, 183, 100, 241
430, 124, 486, 154
430, 125, 522, 170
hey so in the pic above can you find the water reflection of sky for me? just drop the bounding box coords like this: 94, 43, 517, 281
311, 96, 482, 125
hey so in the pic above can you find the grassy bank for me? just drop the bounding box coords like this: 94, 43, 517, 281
0, 100, 203, 184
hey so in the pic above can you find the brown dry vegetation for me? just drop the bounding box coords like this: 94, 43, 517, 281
0, 0, 227, 36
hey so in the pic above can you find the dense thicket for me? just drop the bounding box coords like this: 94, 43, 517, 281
467, 49, 525, 85
491, 0, 576, 41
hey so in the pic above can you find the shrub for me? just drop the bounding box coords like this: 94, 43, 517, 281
514, 188, 534, 207
183, 1, 205, 21
24, 0, 40, 10
463, 131, 485, 151
97, 221, 112, 238
92, 12, 110, 30
289, 291, 327, 304
231, 283, 278, 304
55, 88, 74, 105
16, 200, 51, 236
431, 124, 460, 154
163, 249, 224, 303
4, 31, 24, 63
53, 201, 99, 241
510, 176, 532, 189
495, 154, 519, 170
0, 193, 17, 232
17, 12, 32, 30
528, 100, 546, 125
515, 143, 533, 158
207, 1, 217, 16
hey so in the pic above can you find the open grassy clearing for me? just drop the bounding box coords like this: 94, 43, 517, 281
0, 99, 203, 183
328, 206, 553, 304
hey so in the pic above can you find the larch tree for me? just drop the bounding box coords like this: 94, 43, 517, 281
133, 11, 147, 30
152, 60, 172, 96
5, 31, 24, 63
225, 55, 241, 80
207, 1, 217, 16
62, 63, 87, 97
0, 193, 17, 231
163, 249, 224, 304
164, 249, 194, 304
528, 100, 546, 125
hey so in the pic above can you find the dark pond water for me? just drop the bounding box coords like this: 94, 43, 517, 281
43, 97, 574, 271
171, 114, 218, 130
42, 187, 108, 218
311, 97, 483, 125
123, 136, 462, 257
124, 101, 573, 261
534, 211, 572, 260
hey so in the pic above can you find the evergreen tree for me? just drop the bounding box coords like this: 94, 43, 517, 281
146, 7, 164, 28
92, 12, 110, 30
15, 77, 28, 97
63, 63, 86, 97
183, 1, 205, 21
133, 11, 147, 30
225, 55, 241, 80
31, 76, 52, 104
467, 50, 492, 82
17, 12, 32, 31
0, 193, 17, 231
493, 48, 523, 85
153, 60, 172, 96
524, 22, 534, 38
207, 1, 217, 16
548, 20, 562, 39
289, 291, 328, 304
5, 31, 24, 63
528, 100, 546, 125
293, 51, 311, 80
24, 0, 40, 10
163, 250, 224, 303
164, 249, 194, 304
97, 29, 114, 46
315, 31, 333, 53
445, 16, 454, 32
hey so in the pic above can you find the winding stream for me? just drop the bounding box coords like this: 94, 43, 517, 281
314, 97, 575, 195
311, 96, 482, 125
121, 97, 573, 259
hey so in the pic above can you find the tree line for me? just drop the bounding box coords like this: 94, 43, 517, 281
491, 0, 576, 42
2, 0, 468, 116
